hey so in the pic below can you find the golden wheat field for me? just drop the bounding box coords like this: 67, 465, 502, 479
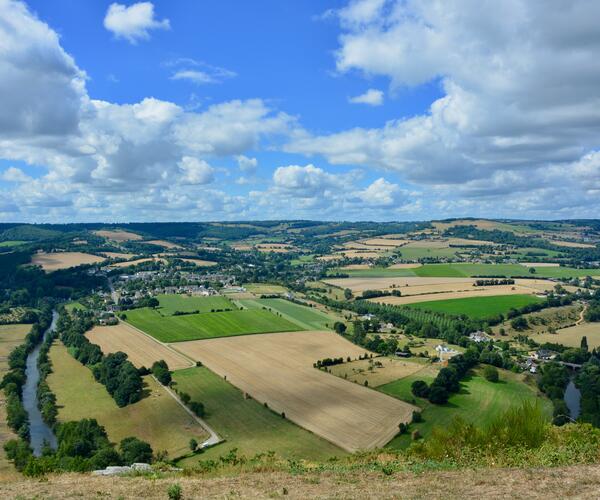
86, 322, 192, 370
172, 331, 416, 452
30, 251, 105, 271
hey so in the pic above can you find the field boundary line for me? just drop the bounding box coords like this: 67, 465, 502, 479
121, 319, 197, 368
151, 375, 222, 449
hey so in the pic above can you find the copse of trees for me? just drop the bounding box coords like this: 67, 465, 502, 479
58, 310, 143, 407
151, 360, 172, 386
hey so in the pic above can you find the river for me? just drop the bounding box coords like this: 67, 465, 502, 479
564, 379, 581, 421
22, 310, 58, 456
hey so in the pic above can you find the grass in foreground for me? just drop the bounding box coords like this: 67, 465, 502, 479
125, 307, 302, 342
155, 294, 234, 315
381, 368, 551, 448
48, 342, 208, 458
239, 298, 336, 330
173, 367, 344, 464
405, 294, 544, 319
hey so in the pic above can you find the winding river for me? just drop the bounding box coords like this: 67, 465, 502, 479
22, 311, 58, 456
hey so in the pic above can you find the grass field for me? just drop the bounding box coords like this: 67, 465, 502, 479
536, 321, 600, 349
244, 283, 288, 294
491, 304, 581, 337
155, 294, 234, 315
0, 324, 29, 479
86, 322, 192, 370
173, 367, 344, 464
173, 331, 416, 452
125, 307, 302, 342
239, 298, 336, 330
48, 343, 208, 458
381, 368, 552, 448
328, 356, 430, 387
405, 294, 544, 319
0, 240, 26, 247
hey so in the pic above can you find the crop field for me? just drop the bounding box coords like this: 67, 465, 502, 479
239, 298, 336, 330
30, 251, 105, 271
0, 324, 29, 478
382, 368, 552, 448
244, 283, 288, 294
48, 343, 207, 459
172, 331, 417, 452
155, 294, 234, 315
100, 252, 136, 259
173, 367, 344, 463
125, 307, 302, 342
551, 240, 596, 248
360, 238, 409, 247
406, 294, 545, 319
177, 258, 217, 267
536, 322, 600, 349
106, 257, 166, 268
86, 322, 192, 370
324, 276, 476, 292
93, 229, 142, 242
141, 239, 183, 249
328, 356, 430, 387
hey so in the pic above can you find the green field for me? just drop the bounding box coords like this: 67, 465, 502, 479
155, 294, 234, 315
381, 368, 552, 448
173, 367, 343, 463
48, 343, 208, 458
0, 240, 27, 247
405, 294, 544, 319
239, 298, 336, 330
125, 307, 302, 342
244, 283, 288, 294
333, 263, 598, 278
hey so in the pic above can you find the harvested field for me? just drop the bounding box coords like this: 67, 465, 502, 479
447, 237, 498, 246
335, 250, 383, 258
324, 276, 476, 293
389, 263, 423, 269
522, 262, 560, 267
371, 286, 544, 306
93, 229, 142, 242
48, 343, 207, 458
101, 252, 135, 259
340, 264, 372, 270
341, 241, 388, 250
360, 238, 409, 247
536, 322, 600, 349
316, 254, 344, 261
402, 239, 450, 248
172, 331, 417, 452
178, 258, 217, 267
231, 244, 253, 251
31, 251, 105, 271
85, 322, 192, 370
551, 240, 596, 248
141, 239, 183, 249
329, 357, 428, 387
106, 257, 165, 268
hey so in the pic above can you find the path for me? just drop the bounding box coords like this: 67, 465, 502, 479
155, 376, 222, 448
575, 303, 588, 326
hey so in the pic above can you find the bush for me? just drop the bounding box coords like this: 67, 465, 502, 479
483, 365, 500, 383
412, 410, 423, 423
152, 360, 172, 386
167, 483, 182, 500
119, 437, 153, 464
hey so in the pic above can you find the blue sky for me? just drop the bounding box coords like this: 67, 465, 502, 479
1, 0, 600, 222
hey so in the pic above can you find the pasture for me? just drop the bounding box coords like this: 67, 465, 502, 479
382, 368, 551, 448
405, 294, 544, 319
173, 367, 344, 463
48, 343, 208, 459
0, 240, 26, 247
0, 324, 29, 478
239, 298, 336, 330
491, 304, 581, 337
125, 307, 301, 342
244, 283, 288, 294
172, 331, 417, 452
30, 251, 105, 271
155, 294, 234, 315
536, 322, 600, 349
93, 229, 142, 242
86, 322, 192, 370
328, 356, 430, 387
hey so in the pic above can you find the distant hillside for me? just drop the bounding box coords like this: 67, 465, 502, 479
0, 225, 62, 242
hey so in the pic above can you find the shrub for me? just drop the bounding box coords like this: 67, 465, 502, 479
167, 483, 182, 500
412, 410, 423, 423
483, 365, 500, 383
119, 437, 153, 464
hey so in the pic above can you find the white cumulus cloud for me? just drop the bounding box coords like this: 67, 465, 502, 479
349, 89, 384, 106
104, 2, 170, 43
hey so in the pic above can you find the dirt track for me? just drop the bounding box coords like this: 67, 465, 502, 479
172, 331, 416, 452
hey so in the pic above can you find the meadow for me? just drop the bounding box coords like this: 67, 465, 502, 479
173, 367, 344, 464
405, 294, 544, 319
535, 321, 600, 349
381, 368, 552, 448
239, 298, 336, 330
155, 294, 234, 315
48, 343, 208, 459
0, 240, 26, 247
125, 307, 302, 342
